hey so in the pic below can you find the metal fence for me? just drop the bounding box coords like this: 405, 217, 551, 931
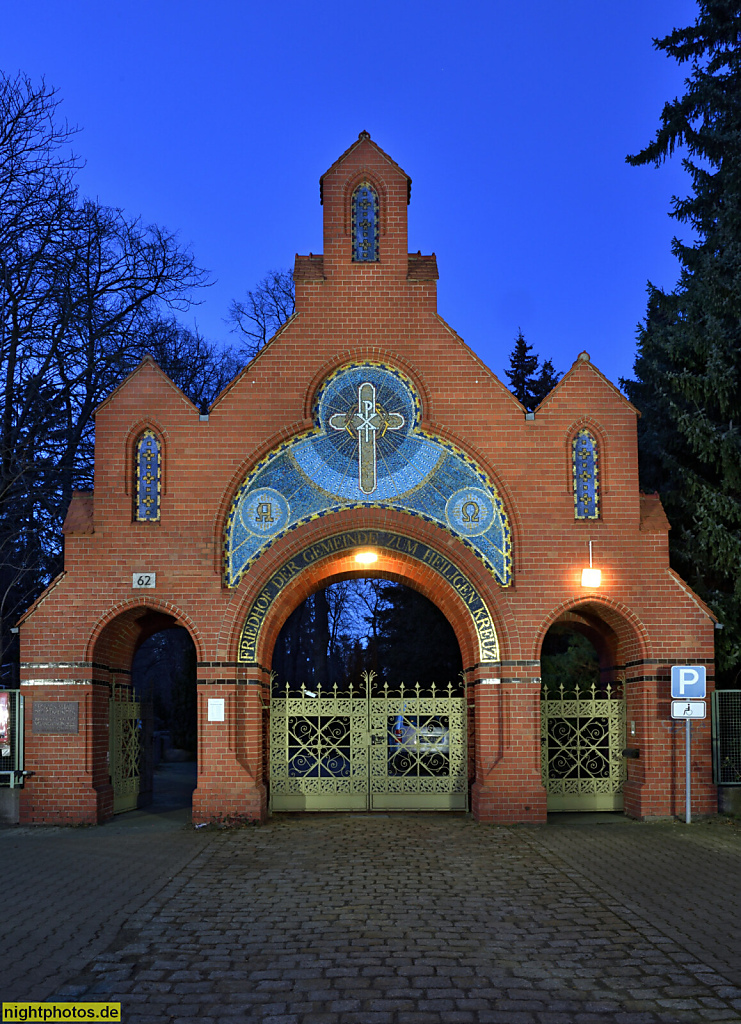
0, 689, 25, 787
712, 690, 741, 786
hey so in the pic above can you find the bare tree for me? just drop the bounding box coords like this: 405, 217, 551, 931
136, 317, 242, 413
227, 268, 295, 360
0, 74, 212, 668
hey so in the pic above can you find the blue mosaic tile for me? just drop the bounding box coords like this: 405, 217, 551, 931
573, 429, 600, 519
352, 183, 379, 262
225, 363, 512, 586
135, 430, 160, 521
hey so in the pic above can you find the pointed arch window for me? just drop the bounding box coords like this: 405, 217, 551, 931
352, 182, 379, 262
572, 429, 600, 519
135, 430, 161, 522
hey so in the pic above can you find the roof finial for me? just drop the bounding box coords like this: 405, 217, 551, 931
358, 130, 370, 140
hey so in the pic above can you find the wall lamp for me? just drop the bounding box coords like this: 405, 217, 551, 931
355, 550, 378, 565
581, 540, 601, 588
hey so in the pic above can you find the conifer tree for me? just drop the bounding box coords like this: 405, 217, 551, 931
530, 358, 561, 408
505, 330, 538, 406
505, 330, 560, 410
622, 1, 741, 681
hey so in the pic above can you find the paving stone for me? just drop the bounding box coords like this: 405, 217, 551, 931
4, 815, 741, 1022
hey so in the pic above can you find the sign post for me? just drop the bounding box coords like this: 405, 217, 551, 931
686, 717, 691, 825
670, 667, 706, 824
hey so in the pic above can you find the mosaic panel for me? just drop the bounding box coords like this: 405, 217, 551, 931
225, 363, 512, 587
135, 429, 161, 522
352, 182, 378, 262
572, 428, 600, 519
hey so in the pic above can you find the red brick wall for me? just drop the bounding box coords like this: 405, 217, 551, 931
18, 134, 716, 825
21, 683, 112, 825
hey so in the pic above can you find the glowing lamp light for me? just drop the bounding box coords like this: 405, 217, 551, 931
581, 567, 602, 588
355, 550, 378, 565
580, 540, 601, 588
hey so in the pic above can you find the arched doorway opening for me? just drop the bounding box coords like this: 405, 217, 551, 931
90, 605, 200, 819
131, 625, 197, 814
272, 579, 463, 691
539, 610, 626, 813
268, 578, 467, 812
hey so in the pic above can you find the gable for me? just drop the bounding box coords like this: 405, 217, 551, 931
535, 351, 639, 417
95, 355, 200, 418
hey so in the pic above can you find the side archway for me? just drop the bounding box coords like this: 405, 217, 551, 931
536, 598, 650, 816
88, 602, 202, 819
87, 599, 205, 671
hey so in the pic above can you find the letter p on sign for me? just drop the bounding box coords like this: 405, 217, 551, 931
671, 665, 706, 699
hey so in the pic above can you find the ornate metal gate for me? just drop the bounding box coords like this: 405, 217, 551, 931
109, 684, 141, 814
270, 672, 467, 811
541, 679, 626, 812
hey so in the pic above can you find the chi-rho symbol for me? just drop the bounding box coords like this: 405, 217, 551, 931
329, 381, 404, 494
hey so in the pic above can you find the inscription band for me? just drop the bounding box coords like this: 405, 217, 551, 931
238, 530, 499, 663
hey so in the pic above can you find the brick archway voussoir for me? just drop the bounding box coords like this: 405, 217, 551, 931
532, 594, 652, 666
256, 553, 480, 672
86, 597, 206, 668
220, 507, 511, 669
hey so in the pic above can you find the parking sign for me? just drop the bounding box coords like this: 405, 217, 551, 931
671, 665, 706, 699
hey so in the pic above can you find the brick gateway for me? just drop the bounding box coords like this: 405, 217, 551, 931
17, 133, 716, 825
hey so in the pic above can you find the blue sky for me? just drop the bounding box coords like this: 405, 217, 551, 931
2, 1, 700, 389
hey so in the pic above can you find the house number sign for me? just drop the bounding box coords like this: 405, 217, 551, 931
132, 572, 156, 589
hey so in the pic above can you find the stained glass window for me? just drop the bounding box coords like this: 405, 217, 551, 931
352, 182, 379, 262
135, 430, 161, 522
572, 429, 600, 519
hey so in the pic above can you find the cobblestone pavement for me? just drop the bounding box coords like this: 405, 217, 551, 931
520, 815, 741, 989
3, 812, 737, 1024
1, 764, 208, 1000
1, 822, 210, 1000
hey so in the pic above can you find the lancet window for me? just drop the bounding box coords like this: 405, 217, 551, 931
572, 429, 600, 519
135, 429, 161, 522
352, 182, 379, 262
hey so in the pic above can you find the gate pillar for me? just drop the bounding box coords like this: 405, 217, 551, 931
471, 676, 547, 823
192, 680, 268, 824
20, 681, 113, 825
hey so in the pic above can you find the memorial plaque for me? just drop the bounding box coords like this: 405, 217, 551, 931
32, 701, 79, 734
